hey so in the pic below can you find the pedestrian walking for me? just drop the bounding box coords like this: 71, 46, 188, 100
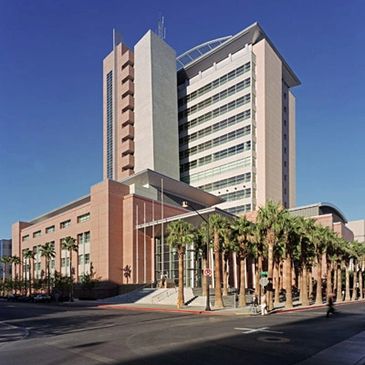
261, 293, 268, 315
326, 293, 335, 318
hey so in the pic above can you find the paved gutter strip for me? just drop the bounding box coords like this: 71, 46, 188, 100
98, 299, 365, 317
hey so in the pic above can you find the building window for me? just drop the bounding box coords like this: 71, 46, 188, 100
283, 106, 287, 113
179, 94, 251, 132
77, 213, 90, 223
61, 258, 66, 267
78, 254, 84, 264
180, 142, 251, 173
22, 235, 29, 242
106, 71, 113, 179
178, 62, 251, 106
179, 78, 251, 119
45, 225, 55, 234
84, 254, 90, 264
180, 126, 251, 160
60, 220, 71, 229
33, 230, 41, 238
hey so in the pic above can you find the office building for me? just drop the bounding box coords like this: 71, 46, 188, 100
0, 239, 12, 279
103, 22, 300, 215
12, 22, 307, 291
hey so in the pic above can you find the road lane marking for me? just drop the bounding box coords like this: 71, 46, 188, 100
234, 327, 283, 334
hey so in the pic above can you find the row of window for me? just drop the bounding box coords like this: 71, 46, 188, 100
106, 71, 114, 179
198, 173, 251, 192
180, 142, 251, 173
179, 94, 251, 132
226, 204, 252, 215
179, 78, 251, 119
180, 126, 251, 160
179, 110, 251, 146
181, 157, 252, 184
178, 62, 251, 106
21, 214, 90, 241
220, 188, 251, 202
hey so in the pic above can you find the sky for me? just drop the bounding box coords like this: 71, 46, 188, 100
0, 0, 364, 239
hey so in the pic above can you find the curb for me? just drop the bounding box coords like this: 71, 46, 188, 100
272, 298, 365, 315
97, 304, 238, 316
98, 298, 365, 316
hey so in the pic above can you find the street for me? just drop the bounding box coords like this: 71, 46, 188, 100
0, 301, 364, 364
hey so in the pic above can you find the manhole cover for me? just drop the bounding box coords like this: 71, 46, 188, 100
257, 336, 290, 343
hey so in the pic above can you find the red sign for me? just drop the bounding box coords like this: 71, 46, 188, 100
204, 268, 212, 277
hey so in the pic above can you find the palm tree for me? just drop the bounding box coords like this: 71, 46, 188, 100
209, 214, 225, 309
256, 201, 286, 311
231, 216, 255, 307
195, 224, 209, 297
11, 255, 21, 294
166, 220, 195, 309
281, 213, 301, 309
23, 249, 35, 296
312, 226, 330, 305
62, 236, 78, 301
40, 242, 56, 295
220, 217, 234, 297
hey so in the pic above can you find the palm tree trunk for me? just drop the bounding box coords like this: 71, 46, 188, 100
273, 262, 280, 308
352, 267, 358, 301
69, 251, 73, 301
326, 260, 332, 300
202, 256, 207, 297
336, 263, 342, 302
29, 259, 32, 296
239, 257, 246, 307
255, 257, 262, 298
345, 266, 350, 301
284, 256, 293, 309
267, 240, 274, 311
308, 269, 313, 301
301, 266, 309, 306
213, 230, 224, 309
315, 255, 323, 304
222, 253, 228, 297
177, 248, 184, 309
359, 269, 363, 299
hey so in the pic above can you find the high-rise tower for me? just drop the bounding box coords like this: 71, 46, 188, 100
177, 23, 299, 213
103, 23, 300, 213
103, 30, 135, 181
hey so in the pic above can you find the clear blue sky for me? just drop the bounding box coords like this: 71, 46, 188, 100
1, 0, 364, 238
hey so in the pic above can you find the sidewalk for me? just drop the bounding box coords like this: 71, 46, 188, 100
96, 298, 365, 316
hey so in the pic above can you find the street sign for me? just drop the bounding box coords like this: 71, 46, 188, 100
259, 277, 269, 286
203, 268, 212, 277
260, 271, 268, 277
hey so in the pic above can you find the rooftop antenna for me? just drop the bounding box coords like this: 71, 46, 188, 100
157, 15, 166, 40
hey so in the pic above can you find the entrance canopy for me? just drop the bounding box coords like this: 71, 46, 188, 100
136, 206, 235, 233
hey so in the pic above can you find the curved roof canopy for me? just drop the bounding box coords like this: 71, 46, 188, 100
289, 202, 347, 224
176, 36, 232, 70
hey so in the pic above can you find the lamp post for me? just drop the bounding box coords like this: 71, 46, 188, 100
182, 201, 211, 311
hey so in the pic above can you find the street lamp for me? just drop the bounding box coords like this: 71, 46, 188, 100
182, 201, 211, 311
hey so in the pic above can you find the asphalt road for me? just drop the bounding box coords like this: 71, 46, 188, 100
0, 301, 364, 365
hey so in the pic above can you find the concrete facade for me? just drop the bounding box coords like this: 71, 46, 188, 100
12, 171, 220, 286
347, 220, 365, 243
134, 31, 180, 179
103, 32, 135, 181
